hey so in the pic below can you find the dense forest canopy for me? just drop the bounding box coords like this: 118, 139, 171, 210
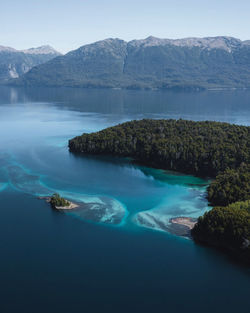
208, 164, 250, 206
191, 201, 250, 263
228, 199, 250, 212
69, 119, 250, 263
69, 119, 249, 177
50, 193, 70, 208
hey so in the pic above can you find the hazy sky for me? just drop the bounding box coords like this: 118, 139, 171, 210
1, 0, 250, 53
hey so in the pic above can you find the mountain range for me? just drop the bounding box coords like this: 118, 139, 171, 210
0, 45, 61, 82
5, 36, 250, 90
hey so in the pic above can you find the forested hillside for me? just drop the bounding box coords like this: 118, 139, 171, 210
0, 45, 61, 82
69, 119, 249, 177
11, 36, 250, 90
192, 201, 250, 263
69, 119, 250, 263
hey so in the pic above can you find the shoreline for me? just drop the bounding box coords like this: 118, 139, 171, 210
38, 196, 79, 210
169, 217, 197, 230
134, 212, 197, 238
3, 83, 250, 93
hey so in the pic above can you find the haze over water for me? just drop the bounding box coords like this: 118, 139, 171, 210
0, 86, 249, 313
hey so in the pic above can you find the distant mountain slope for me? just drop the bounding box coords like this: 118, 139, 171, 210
0, 45, 61, 82
9, 36, 250, 90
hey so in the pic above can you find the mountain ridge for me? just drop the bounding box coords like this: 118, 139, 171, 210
7, 36, 250, 90
0, 44, 61, 55
21, 45, 61, 55
73, 36, 249, 53
0, 45, 61, 81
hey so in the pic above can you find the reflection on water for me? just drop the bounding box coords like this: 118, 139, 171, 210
0, 86, 249, 232
0, 86, 250, 125
0, 86, 250, 313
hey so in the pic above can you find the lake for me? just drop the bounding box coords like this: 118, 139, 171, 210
0, 86, 249, 313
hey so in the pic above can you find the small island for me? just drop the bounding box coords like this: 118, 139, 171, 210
69, 119, 250, 264
49, 193, 79, 210
38, 193, 127, 224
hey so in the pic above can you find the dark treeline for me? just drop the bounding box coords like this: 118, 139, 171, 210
69, 119, 250, 263
208, 164, 250, 206
50, 193, 70, 208
69, 119, 249, 177
192, 201, 250, 263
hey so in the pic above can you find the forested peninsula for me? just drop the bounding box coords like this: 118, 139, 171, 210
69, 119, 250, 263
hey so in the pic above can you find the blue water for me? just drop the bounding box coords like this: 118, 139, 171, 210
0, 86, 249, 313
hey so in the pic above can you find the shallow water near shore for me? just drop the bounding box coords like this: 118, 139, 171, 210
0, 86, 249, 313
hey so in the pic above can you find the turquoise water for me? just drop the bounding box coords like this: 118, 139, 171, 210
0, 86, 249, 313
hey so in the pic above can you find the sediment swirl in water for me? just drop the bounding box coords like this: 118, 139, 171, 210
60, 194, 127, 225
5, 163, 126, 225
134, 187, 209, 236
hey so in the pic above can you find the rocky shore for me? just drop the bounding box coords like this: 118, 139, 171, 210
134, 210, 197, 237
170, 217, 197, 229
38, 196, 79, 210
38, 195, 126, 225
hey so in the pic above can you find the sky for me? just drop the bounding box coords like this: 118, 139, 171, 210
1, 0, 250, 53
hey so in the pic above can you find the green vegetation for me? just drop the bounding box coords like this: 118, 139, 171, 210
50, 193, 70, 208
0, 48, 60, 83
69, 118, 250, 263
10, 37, 250, 90
208, 164, 250, 206
191, 201, 250, 263
69, 119, 249, 177
229, 199, 250, 212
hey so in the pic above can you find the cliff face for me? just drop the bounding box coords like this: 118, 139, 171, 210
11, 36, 250, 90
0, 45, 61, 82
